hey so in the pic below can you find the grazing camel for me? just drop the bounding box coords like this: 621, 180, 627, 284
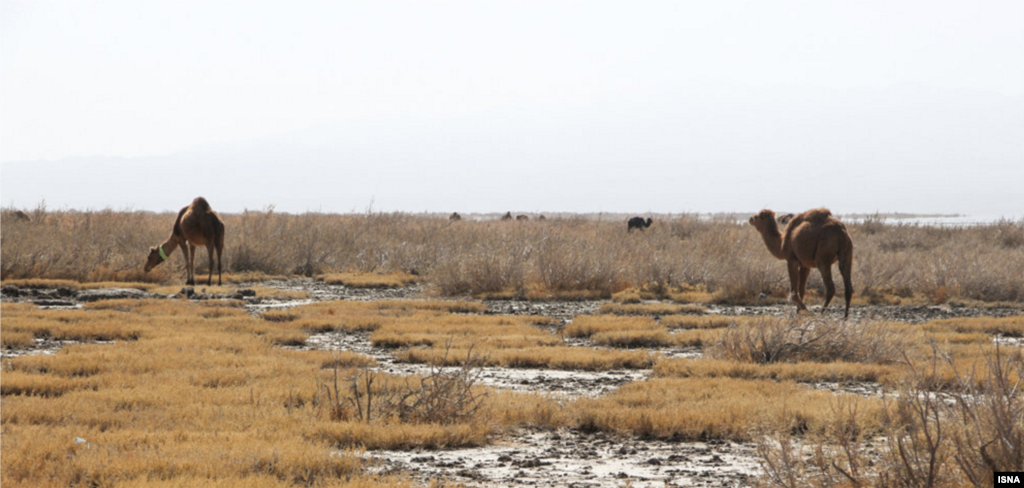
749, 208, 854, 318
145, 197, 225, 286
449, 212, 462, 222
3, 210, 31, 222
501, 212, 513, 221
516, 214, 529, 221
627, 217, 653, 232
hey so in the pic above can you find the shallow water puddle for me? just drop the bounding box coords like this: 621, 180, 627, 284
297, 330, 652, 398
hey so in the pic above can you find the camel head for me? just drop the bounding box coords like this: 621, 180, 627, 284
645, 218, 653, 227
748, 209, 778, 233
144, 246, 166, 273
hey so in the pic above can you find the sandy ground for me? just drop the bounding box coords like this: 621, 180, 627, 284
3, 279, 1023, 487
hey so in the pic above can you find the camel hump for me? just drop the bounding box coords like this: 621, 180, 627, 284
802, 208, 833, 221
786, 208, 833, 228
191, 197, 212, 212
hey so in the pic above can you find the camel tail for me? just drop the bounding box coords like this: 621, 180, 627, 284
839, 235, 854, 318
213, 212, 225, 285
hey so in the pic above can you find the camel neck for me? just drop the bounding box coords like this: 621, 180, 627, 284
758, 223, 787, 260
158, 236, 179, 260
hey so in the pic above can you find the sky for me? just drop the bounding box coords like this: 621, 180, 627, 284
2, 1, 1022, 217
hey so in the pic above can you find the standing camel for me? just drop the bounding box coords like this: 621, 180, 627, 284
145, 197, 225, 286
627, 217, 653, 232
748, 208, 854, 318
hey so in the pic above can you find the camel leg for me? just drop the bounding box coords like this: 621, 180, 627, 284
787, 260, 808, 313
840, 253, 854, 319
206, 244, 215, 286
817, 260, 836, 315
178, 241, 192, 285
216, 245, 223, 286
798, 267, 811, 301
187, 243, 198, 286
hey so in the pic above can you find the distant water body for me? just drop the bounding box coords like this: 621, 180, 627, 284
846, 214, 1023, 227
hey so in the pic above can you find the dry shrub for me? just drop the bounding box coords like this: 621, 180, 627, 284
756, 397, 883, 488
711, 316, 912, 365
4, 208, 1024, 303
321, 343, 487, 426
755, 346, 1024, 488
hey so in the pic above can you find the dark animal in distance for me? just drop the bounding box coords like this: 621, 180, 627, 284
501, 212, 513, 221
145, 197, 225, 286
516, 214, 529, 221
627, 217, 653, 232
749, 208, 854, 318
449, 212, 462, 222
3, 210, 31, 222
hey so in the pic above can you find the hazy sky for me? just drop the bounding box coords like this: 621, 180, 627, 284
2, 1, 1022, 216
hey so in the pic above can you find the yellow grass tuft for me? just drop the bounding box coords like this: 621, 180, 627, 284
598, 302, 707, 316
923, 315, 1024, 337
572, 377, 884, 441
654, 357, 899, 384
0, 298, 518, 487
318, 272, 418, 288
660, 314, 746, 330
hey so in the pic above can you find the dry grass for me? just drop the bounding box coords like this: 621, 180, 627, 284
571, 377, 885, 442
922, 315, 1024, 337
710, 316, 914, 365
655, 357, 899, 384
755, 346, 1024, 488
256, 299, 656, 370
597, 302, 707, 316
0, 299, 544, 487
565, 315, 675, 348
318, 272, 419, 288
4, 207, 1022, 303
397, 345, 656, 370
660, 314, 749, 329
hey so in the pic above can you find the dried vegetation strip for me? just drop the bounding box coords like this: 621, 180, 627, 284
565, 315, 730, 349
273, 299, 656, 370
572, 376, 885, 442
317, 272, 419, 288
694, 314, 1022, 389
0, 299, 561, 488
5, 207, 1023, 304
597, 302, 707, 316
